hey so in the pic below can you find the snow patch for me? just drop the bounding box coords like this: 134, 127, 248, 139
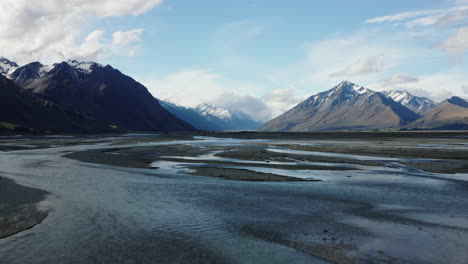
66, 60, 103, 73
0, 57, 19, 77
196, 103, 234, 119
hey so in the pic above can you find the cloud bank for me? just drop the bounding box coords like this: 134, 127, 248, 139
0, 0, 163, 64
330, 55, 385, 77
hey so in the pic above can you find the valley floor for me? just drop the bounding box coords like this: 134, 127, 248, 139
1, 132, 468, 264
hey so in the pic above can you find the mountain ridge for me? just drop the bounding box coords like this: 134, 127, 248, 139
260, 81, 421, 132
408, 96, 468, 130
160, 100, 261, 131
1, 57, 196, 132
382, 90, 436, 114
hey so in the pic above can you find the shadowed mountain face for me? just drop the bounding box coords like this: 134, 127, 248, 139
159, 101, 262, 131
10, 62, 51, 87
16, 61, 195, 132
409, 96, 468, 130
0, 75, 110, 133
260, 81, 420, 132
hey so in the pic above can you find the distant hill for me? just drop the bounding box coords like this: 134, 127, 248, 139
408, 96, 468, 130
160, 100, 261, 131
260, 81, 420, 132
4, 59, 195, 132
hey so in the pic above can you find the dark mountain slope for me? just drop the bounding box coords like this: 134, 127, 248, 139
20, 61, 195, 132
0, 74, 110, 133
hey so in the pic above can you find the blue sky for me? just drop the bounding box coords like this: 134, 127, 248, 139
2, 0, 468, 120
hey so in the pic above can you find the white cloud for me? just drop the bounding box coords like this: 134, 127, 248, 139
262, 87, 307, 118
366, 6, 468, 27
439, 27, 468, 62
373, 70, 468, 101
259, 31, 428, 104
381, 73, 420, 87
266, 29, 468, 105
112, 29, 144, 46
128, 46, 142, 57
212, 19, 273, 71
80, 0, 164, 17
208, 92, 272, 121
68, 30, 106, 61
214, 19, 269, 51
462, 85, 468, 94
141, 69, 305, 121
365, 3, 468, 63
0, 0, 162, 64
366, 9, 442, 24
143, 69, 224, 108
330, 55, 385, 77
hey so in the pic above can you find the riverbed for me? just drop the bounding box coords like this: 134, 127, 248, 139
1, 132, 468, 264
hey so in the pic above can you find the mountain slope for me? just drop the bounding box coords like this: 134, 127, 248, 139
17, 60, 196, 132
382, 90, 436, 114
0, 74, 110, 133
260, 81, 420, 132
160, 101, 261, 131
409, 96, 468, 130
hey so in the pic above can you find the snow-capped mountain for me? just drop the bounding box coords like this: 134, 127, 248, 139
9, 62, 53, 86
9, 60, 104, 86
0, 57, 195, 132
303, 81, 374, 108
160, 101, 261, 131
65, 60, 104, 74
382, 90, 436, 114
195, 103, 235, 120
159, 100, 223, 131
0, 57, 18, 76
260, 81, 420, 132
195, 103, 261, 130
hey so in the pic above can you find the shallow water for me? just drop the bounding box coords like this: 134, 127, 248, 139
1, 135, 468, 264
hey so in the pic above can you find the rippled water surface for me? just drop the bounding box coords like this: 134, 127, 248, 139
1, 135, 468, 264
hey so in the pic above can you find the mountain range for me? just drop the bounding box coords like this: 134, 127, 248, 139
159, 101, 261, 131
2, 56, 467, 133
382, 90, 436, 114
260, 81, 468, 132
0, 58, 195, 133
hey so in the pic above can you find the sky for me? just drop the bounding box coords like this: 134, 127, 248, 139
2, 0, 468, 121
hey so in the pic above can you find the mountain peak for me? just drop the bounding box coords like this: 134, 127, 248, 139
261, 81, 420, 132
10, 62, 52, 85
66, 60, 104, 74
448, 96, 468, 108
383, 89, 436, 114
305, 81, 373, 107
0, 57, 19, 76
335, 81, 370, 95
196, 103, 234, 119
